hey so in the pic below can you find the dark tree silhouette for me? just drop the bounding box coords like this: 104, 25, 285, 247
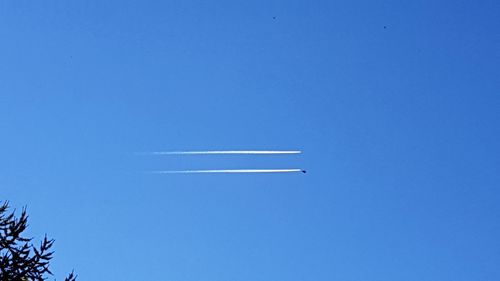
0, 201, 76, 281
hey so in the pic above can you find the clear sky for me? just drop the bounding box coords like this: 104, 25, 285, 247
1, 1, 499, 280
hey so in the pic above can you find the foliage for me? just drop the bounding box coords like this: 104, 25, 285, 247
0, 201, 76, 281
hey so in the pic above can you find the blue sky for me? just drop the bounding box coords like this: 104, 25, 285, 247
1, 1, 499, 280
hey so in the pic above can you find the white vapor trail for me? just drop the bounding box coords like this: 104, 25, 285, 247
144, 150, 301, 155
149, 169, 303, 174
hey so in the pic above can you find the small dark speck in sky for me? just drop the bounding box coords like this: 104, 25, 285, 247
384, 26, 387, 29
273, 16, 276, 19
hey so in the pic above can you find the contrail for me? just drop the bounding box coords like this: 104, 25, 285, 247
143, 150, 301, 155
148, 169, 303, 174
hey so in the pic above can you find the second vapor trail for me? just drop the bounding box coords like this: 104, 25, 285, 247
144, 150, 302, 155
148, 169, 304, 174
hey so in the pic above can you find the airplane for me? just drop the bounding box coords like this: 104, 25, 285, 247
301, 170, 307, 173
